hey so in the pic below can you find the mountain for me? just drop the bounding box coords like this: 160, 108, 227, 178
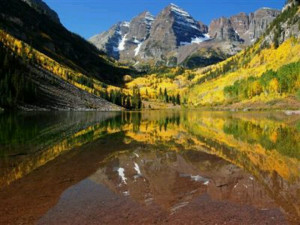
90, 21, 130, 60
209, 8, 280, 44
0, 0, 133, 110
138, 4, 209, 63
178, 7, 280, 68
21, 0, 60, 23
90, 4, 280, 69
90, 4, 210, 68
125, 1, 300, 110
90, 11, 155, 62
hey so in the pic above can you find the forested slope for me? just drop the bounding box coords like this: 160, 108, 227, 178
0, 33, 122, 111
187, 2, 300, 108
0, 0, 134, 85
0, 0, 140, 110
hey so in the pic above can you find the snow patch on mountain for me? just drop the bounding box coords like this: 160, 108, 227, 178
134, 42, 143, 56
170, 3, 201, 31
145, 12, 155, 25
118, 34, 128, 51
122, 21, 130, 27
180, 34, 211, 46
133, 37, 141, 44
170, 3, 190, 17
176, 21, 199, 30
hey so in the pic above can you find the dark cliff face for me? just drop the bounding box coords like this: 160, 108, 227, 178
21, 0, 60, 23
198, 21, 209, 33
169, 4, 206, 46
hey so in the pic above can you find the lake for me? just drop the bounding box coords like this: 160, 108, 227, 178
0, 111, 299, 225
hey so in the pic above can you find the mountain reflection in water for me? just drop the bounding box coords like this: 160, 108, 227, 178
0, 111, 299, 225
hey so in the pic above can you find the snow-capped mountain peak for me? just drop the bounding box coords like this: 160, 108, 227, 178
166, 3, 204, 35
89, 4, 279, 68
144, 11, 155, 22
169, 3, 191, 18
122, 21, 130, 27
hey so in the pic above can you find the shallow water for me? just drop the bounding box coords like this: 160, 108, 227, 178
0, 111, 299, 225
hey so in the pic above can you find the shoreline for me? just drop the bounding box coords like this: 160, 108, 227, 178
1, 97, 299, 113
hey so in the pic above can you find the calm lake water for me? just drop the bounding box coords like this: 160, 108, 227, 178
0, 111, 299, 225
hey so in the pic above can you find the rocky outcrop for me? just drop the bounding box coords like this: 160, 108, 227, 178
126, 11, 154, 42
209, 8, 280, 45
21, 0, 60, 23
119, 12, 154, 61
90, 12, 154, 61
198, 21, 209, 33
263, 2, 300, 47
138, 4, 208, 64
89, 22, 130, 59
230, 13, 250, 37
247, 8, 281, 43
209, 17, 240, 42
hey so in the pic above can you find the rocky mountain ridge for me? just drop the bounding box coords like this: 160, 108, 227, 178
21, 0, 60, 23
90, 3, 280, 68
209, 8, 280, 44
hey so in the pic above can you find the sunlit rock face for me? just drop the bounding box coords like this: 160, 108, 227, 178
89, 4, 280, 68
89, 22, 130, 59
139, 4, 208, 60
209, 8, 280, 44
89, 4, 211, 67
90, 12, 154, 61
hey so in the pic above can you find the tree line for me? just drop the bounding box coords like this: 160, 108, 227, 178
100, 86, 142, 110
158, 87, 181, 105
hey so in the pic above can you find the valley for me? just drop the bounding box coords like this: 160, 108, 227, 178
0, 1, 299, 224
0, 0, 299, 111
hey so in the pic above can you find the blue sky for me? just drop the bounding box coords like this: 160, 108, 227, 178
44, 0, 285, 39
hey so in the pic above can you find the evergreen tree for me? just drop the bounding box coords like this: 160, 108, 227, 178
164, 88, 169, 103
126, 96, 131, 109
159, 87, 163, 99
132, 86, 142, 110
176, 93, 181, 105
